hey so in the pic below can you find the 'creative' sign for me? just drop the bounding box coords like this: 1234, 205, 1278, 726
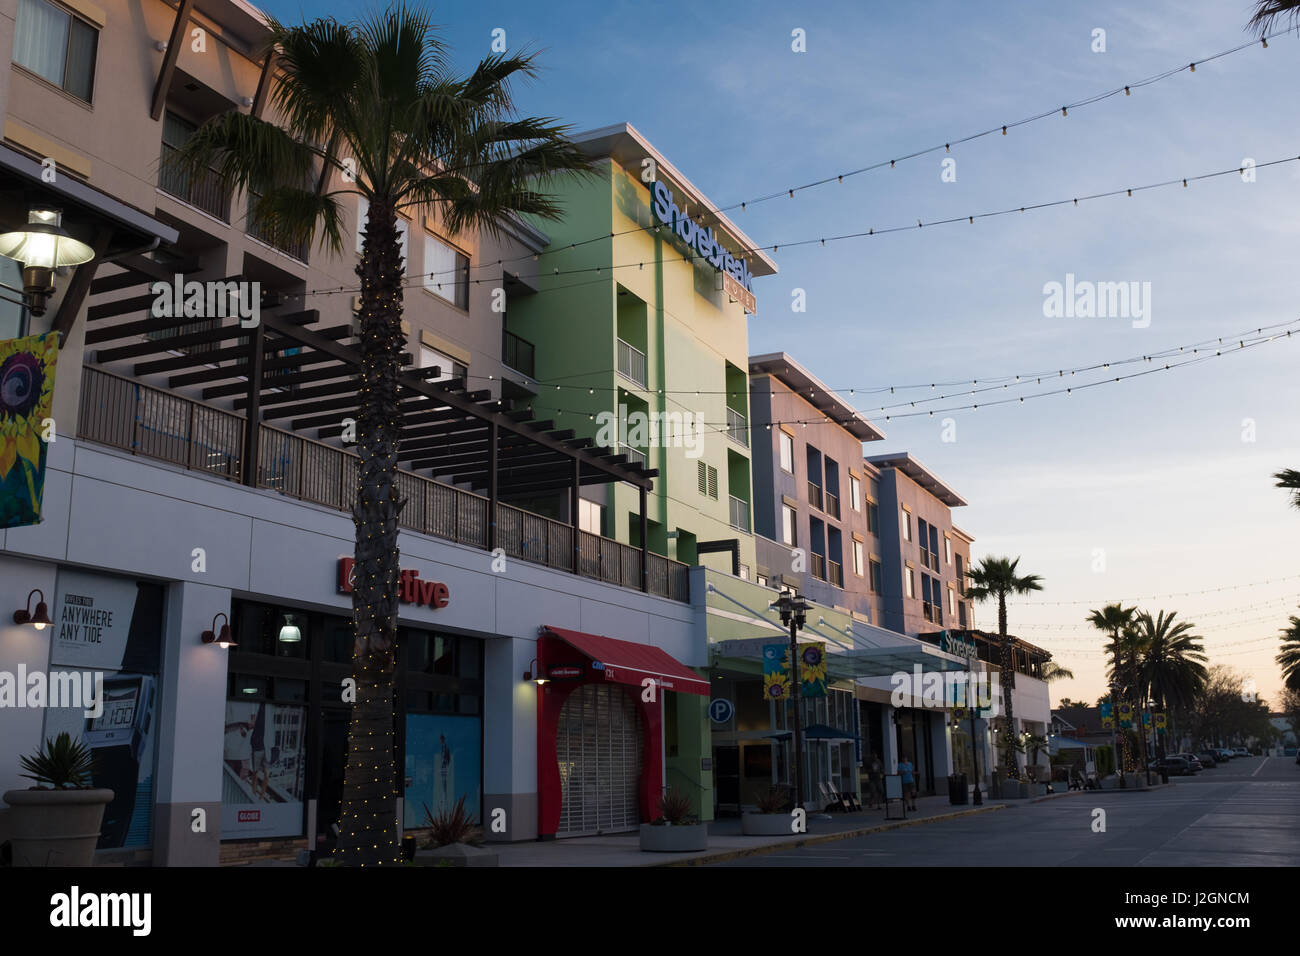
337, 557, 450, 609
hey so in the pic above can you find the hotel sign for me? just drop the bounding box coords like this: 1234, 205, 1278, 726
650, 180, 756, 312
940, 631, 979, 664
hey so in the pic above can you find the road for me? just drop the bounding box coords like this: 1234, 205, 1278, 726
708, 755, 1300, 867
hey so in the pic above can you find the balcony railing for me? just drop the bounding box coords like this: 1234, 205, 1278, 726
616, 338, 647, 387
807, 481, 822, 511
828, 560, 843, 588
77, 366, 689, 602
725, 406, 748, 447
824, 490, 840, 520
810, 552, 826, 581
728, 495, 749, 533
502, 329, 535, 378
159, 142, 231, 222
247, 190, 310, 262
618, 445, 648, 468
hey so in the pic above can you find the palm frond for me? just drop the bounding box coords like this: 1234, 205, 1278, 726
1248, 0, 1300, 36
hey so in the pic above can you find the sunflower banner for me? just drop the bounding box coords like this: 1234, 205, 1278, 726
798, 642, 827, 698
0, 332, 57, 528
762, 643, 791, 701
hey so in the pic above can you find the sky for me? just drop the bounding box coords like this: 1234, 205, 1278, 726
260, 0, 1300, 708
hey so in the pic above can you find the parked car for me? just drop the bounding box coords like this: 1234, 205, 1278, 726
1216, 749, 1234, 761
1172, 753, 1204, 771
1155, 756, 1196, 776
1196, 750, 1219, 767
1233, 747, 1250, 757
1283, 747, 1297, 757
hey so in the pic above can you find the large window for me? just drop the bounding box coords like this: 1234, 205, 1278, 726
14, 0, 97, 102
905, 566, 915, 599
901, 507, 912, 542
849, 474, 861, 511
779, 431, 795, 473
869, 558, 882, 594
782, 503, 797, 546
423, 232, 470, 309
852, 539, 864, 576
419, 345, 466, 383
578, 498, 603, 535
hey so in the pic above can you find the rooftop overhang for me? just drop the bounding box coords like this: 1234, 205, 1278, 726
950, 523, 975, 544
865, 452, 968, 507
749, 352, 885, 442
711, 637, 971, 681
192, 0, 273, 54
570, 122, 778, 279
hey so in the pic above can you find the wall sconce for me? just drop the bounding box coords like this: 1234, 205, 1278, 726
522, 658, 548, 685
202, 612, 236, 648
278, 613, 301, 643
0, 208, 96, 316
12, 589, 52, 630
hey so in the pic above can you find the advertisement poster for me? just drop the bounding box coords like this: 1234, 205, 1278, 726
403, 714, 482, 829
43, 571, 164, 849
221, 700, 307, 838
0, 331, 57, 529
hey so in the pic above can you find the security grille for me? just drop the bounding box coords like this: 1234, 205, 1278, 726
556, 683, 643, 836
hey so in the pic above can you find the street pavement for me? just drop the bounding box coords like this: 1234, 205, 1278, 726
708, 754, 1300, 867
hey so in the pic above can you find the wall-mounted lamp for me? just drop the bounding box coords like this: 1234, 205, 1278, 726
201, 612, 236, 648
12, 589, 51, 630
522, 658, 548, 685
278, 614, 301, 643
154, 40, 168, 52
239, 95, 255, 108
0, 208, 96, 316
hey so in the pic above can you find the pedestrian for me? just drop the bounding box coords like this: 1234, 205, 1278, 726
898, 755, 918, 810
866, 753, 884, 809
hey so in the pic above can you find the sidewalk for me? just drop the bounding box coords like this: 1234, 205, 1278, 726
492, 788, 1079, 867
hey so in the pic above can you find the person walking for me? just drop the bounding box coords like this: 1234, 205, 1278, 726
865, 753, 884, 809
898, 755, 918, 811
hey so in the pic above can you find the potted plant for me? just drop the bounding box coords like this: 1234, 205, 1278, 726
412, 796, 498, 867
742, 786, 798, 836
3, 733, 114, 867
639, 786, 708, 852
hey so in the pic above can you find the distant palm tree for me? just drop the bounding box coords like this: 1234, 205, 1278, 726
168, 5, 591, 866
1136, 610, 1207, 758
1088, 603, 1138, 771
1279, 614, 1300, 692
1274, 469, 1300, 511
1248, 1, 1300, 34
965, 556, 1044, 775
1040, 661, 1075, 681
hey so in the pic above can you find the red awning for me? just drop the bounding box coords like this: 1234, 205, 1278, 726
542, 626, 710, 697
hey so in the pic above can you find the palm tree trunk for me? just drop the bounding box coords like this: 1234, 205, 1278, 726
998, 594, 1017, 774
332, 197, 406, 866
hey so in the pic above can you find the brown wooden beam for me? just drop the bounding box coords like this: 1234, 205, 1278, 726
94, 324, 244, 360
151, 0, 197, 121
51, 227, 114, 347
251, 50, 277, 118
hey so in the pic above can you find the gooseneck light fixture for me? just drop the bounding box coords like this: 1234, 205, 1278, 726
0, 208, 96, 316
522, 658, 548, 685
201, 612, 236, 648
12, 589, 52, 630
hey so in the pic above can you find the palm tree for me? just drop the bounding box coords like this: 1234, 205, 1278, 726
1040, 661, 1074, 681
1088, 603, 1138, 771
1248, 1, 1300, 34
1274, 469, 1300, 511
1135, 610, 1207, 758
964, 556, 1044, 775
169, 6, 591, 865
1278, 614, 1300, 692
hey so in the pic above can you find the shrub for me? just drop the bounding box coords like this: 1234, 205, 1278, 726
755, 786, 790, 814
19, 733, 96, 789
655, 786, 695, 825
422, 796, 484, 848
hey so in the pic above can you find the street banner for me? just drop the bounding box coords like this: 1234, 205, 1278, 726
0, 331, 58, 528
1154, 713, 1167, 730
799, 642, 827, 697
762, 643, 790, 701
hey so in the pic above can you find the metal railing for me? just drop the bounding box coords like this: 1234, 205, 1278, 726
616, 338, 647, 387
77, 367, 689, 602
725, 406, 748, 447
824, 490, 840, 520
828, 560, 843, 588
810, 552, 826, 581
246, 190, 310, 262
807, 481, 822, 511
728, 495, 749, 533
502, 329, 535, 378
159, 142, 231, 222
619, 445, 648, 468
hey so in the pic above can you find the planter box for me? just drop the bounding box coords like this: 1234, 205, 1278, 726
3, 788, 114, 867
639, 822, 708, 852
742, 812, 796, 836
1026, 783, 1047, 798
412, 843, 498, 867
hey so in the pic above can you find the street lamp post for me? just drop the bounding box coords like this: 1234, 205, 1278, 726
771, 592, 811, 812
968, 691, 983, 806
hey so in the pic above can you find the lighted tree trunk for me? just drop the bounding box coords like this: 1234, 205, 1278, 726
998, 594, 1017, 775
333, 197, 405, 866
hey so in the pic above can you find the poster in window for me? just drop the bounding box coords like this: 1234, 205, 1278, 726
0, 332, 58, 528
403, 714, 482, 829
221, 701, 307, 838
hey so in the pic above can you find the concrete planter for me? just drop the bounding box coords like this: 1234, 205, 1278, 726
742, 812, 796, 836
413, 843, 498, 867
639, 822, 708, 852
3, 788, 114, 867
1026, 783, 1047, 798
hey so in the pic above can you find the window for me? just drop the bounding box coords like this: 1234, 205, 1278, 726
852, 539, 864, 576
423, 232, 470, 309
869, 558, 882, 594
947, 586, 956, 616
756, 573, 768, 588
901, 508, 912, 542
945, 535, 952, 565
782, 504, 797, 546
14, 0, 97, 102
578, 498, 603, 535
697, 461, 718, 499
849, 474, 861, 511
929, 524, 940, 571
959, 601, 968, 628
779, 431, 795, 473
419, 346, 466, 382
905, 566, 915, 599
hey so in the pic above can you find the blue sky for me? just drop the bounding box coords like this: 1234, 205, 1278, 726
261, 0, 1300, 707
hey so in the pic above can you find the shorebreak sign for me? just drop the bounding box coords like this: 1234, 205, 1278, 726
650, 180, 756, 313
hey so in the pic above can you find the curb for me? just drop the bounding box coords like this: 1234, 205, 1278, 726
656, 803, 1010, 867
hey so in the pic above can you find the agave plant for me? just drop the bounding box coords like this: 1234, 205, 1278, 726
754, 786, 791, 814
654, 786, 696, 825
421, 795, 484, 848
19, 732, 96, 789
